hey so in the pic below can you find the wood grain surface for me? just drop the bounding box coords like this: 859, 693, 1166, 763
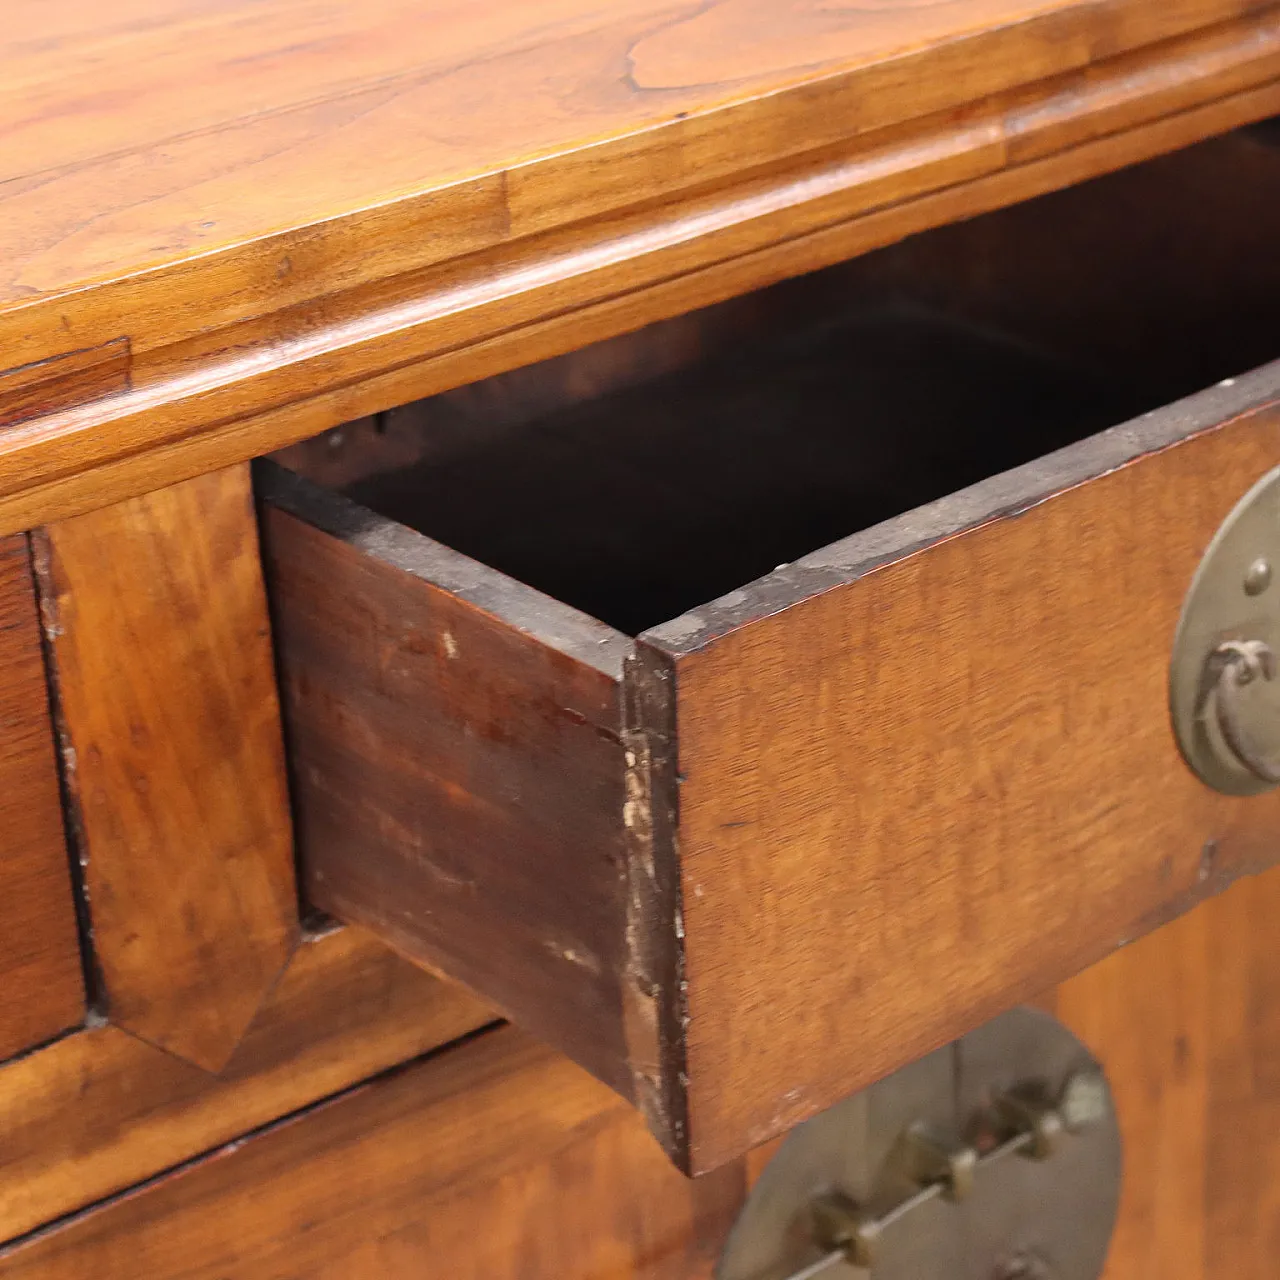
257, 464, 637, 1101
1054, 864, 1280, 1280
0, 1026, 745, 1280
0, 340, 131, 431
0, 536, 83, 1060
0, 10, 1276, 534
637, 367, 1280, 1171
0, 926, 492, 1243
264, 132, 1280, 1168
7, 880, 1280, 1276
4, 0, 1267, 339
35, 465, 297, 1071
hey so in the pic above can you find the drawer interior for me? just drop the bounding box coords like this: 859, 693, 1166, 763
274, 125, 1280, 637
263, 121, 1280, 1174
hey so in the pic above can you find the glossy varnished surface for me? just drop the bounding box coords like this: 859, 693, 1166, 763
0, 5, 1276, 536
3, 0, 1269, 326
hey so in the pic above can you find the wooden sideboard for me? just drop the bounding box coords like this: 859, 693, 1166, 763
3, 2, 1280, 1275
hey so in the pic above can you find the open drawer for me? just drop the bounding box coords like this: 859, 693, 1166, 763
259, 126, 1280, 1175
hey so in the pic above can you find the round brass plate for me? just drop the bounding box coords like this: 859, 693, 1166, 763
717, 1007, 1121, 1280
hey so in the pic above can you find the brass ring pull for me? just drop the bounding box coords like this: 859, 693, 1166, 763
1213, 639, 1280, 784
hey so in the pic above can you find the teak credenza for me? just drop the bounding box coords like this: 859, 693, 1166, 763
3, 2, 1280, 1276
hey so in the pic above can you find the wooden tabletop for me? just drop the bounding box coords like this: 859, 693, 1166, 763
2, 0, 1268, 325
2, 0, 1278, 529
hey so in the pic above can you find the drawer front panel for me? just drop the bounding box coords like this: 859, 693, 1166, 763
639, 368, 1280, 1170
6, 882, 1280, 1278
0, 534, 84, 1059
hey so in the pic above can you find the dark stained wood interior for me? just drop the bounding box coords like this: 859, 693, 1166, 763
337, 308, 1134, 636
257, 467, 636, 1102
275, 128, 1280, 637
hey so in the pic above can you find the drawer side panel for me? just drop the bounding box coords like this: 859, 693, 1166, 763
259, 491, 634, 1098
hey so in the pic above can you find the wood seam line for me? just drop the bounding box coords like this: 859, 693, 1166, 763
0, 1019, 508, 1257
26, 527, 108, 1018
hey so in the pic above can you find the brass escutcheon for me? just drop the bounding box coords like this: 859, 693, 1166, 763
1170, 465, 1280, 794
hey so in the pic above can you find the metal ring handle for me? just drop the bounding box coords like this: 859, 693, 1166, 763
1213, 639, 1280, 784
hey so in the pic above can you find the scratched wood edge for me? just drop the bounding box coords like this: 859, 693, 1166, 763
0, 534, 88, 1055
1, 5, 1272, 374
26, 528, 109, 1023
258, 460, 700, 1163
0, 36, 1277, 535
622, 646, 691, 1171
256, 461, 651, 1107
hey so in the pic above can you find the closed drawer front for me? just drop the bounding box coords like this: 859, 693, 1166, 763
260, 126, 1280, 1174
4, 877, 1278, 1278
0, 1025, 742, 1279
0, 534, 84, 1059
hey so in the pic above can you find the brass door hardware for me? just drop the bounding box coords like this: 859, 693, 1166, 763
717, 1008, 1121, 1280
1172, 465, 1280, 793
